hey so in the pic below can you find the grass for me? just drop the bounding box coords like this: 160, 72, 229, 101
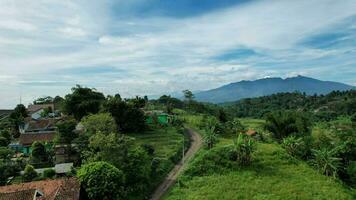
164, 118, 355, 200
131, 126, 184, 159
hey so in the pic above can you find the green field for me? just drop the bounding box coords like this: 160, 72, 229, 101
132, 126, 184, 159
164, 118, 355, 200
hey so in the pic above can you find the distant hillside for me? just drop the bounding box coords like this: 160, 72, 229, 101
223, 90, 356, 120
195, 76, 354, 103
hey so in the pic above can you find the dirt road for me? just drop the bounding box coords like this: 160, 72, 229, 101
150, 128, 202, 200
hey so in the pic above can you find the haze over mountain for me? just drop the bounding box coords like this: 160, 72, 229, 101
195, 76, 355, 103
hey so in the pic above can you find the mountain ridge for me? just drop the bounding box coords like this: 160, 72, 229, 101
194, 75, 354, 103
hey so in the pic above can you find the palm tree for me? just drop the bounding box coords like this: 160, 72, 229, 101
203, 126, 218, 149
230, 134, 254, 165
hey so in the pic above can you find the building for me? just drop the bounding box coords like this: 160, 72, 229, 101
145, 110, 171, 125
19, 131, 56, 154
0, 177, 81, 200
17, 118, 62, 154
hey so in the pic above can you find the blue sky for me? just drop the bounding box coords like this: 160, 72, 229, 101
0, 0, 355, 108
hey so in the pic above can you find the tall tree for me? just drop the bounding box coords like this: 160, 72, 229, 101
56, 119, 77, 144
103, 96, 146, 133
77, 161, 125, 200
63, 85, 105, 120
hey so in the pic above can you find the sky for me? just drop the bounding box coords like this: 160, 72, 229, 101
0, 0, 355, 108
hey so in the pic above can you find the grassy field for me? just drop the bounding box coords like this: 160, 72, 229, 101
164, 118, 355, 200
132, 126, 184, 159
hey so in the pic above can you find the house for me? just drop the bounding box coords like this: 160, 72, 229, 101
19, 118, 57, 134
19, 131, 56, 154
27, 104, 59, 120
145, 110, 171, 125
0, 177, 81, 200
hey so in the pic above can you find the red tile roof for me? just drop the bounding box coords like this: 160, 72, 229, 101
0, 178, 80, 200
19, 132, 56, 146
0, 189, 39, 200
28, 104, 54, 113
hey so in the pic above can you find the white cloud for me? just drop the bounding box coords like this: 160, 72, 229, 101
0, 0, 355, 108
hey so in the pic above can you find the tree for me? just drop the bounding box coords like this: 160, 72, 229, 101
217, 109, 228, 123
226, 118, 246, 134
351, 113, 356, 128
0, 129, 11, 143
23, 164, 38, 182
63, 85, 105, 120
229, 134, 255, 165
0, 137, 9, 147
264, 110, 311, 141
33, 96, 53, 105
86, 132, 133, 166
203, 126, 218, 149
56, 119, 77, 144
77, 161, 125, 200
183, 90, 194, 101
43, 168, 56, 179
103, 96, 146, 133
123, 148, 151, 194
31, 142, 50, 163
9, 104, 28, 138
0, 147, 14, 160
81, 113, 118, 136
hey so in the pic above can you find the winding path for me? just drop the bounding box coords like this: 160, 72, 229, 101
150, 128, 202, 200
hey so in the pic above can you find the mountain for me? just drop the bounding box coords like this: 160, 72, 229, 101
195, 75, 354, 103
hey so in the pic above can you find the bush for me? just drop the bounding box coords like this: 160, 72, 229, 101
346, 161, 356, 185
43, 168, 56, 179
23, 164, 38, 182
265, 110, 312, 141
141, 144, 155, 156
228, 134, 255, 165
281, 136, 309, 159
311, 148, 341, 178
77, 161, 125, 200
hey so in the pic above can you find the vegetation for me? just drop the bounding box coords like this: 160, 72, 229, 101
78, 161, 125, 200
23, 164, 38, 182
63, 85, 105, 120
224, 90, 356, 121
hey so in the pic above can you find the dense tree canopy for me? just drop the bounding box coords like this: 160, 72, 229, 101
56, 118, 77, 144
80, 113, 118, 136
265, 110, 312, 141
103, 96, 146, 133
78, 161, 125, 200
63, 85, 105, 120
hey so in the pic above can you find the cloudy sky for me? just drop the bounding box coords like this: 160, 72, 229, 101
0, 0, 355, 108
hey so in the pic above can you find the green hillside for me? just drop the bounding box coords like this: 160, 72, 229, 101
165, 118, 355, 200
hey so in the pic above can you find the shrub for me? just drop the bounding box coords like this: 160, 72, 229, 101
311, 148, 341, 178
347, 161, 356, 185
228, 134, 255, 165
23, 164, 38, 182
141, 144, 155, 156
203, 126, 218, 149
184, 146, 239, 177
43, 168, 56, 179
282, 136, 309, 159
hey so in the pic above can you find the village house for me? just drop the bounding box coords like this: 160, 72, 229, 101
0, 177, 81, 200
145, 110, 172, 125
